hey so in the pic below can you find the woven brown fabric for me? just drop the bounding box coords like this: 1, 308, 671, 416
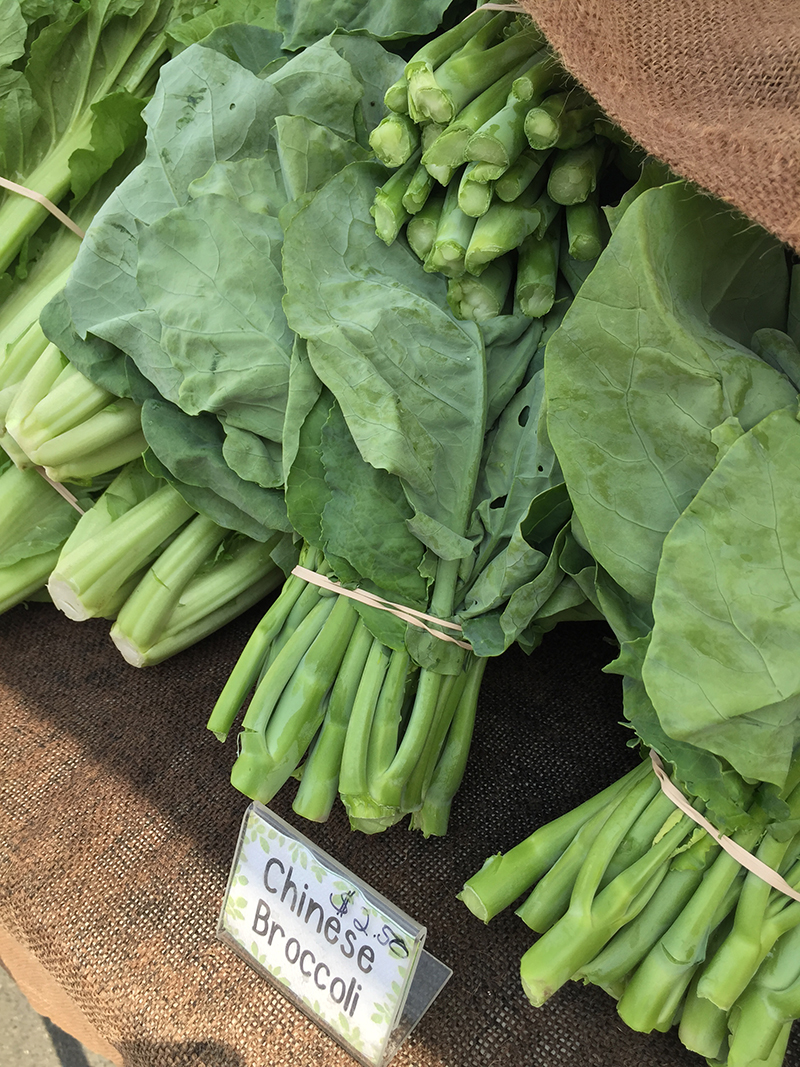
522, 0, 800, 251
0, 601, 797, 1067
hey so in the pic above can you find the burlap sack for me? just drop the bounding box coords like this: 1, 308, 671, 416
3, 601, 794, 1067
523, 0, 800, 251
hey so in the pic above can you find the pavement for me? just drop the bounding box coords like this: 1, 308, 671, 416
0, 963, 117, 1067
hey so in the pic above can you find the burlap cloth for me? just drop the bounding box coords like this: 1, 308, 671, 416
0, 598, 797, 1067
523, 0, 800, 252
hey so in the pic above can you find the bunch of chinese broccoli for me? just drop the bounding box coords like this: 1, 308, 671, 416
457, 107, 800, 1067
42, 13, 646, 836
0, 0, 298, 657
460, 750, 800, 1067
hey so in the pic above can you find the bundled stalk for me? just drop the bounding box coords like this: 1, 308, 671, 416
0, 455, 93, 613
109, 519, 288, 667
2, 339, 147, 480
47, 457, 198, 621
369, 9, 649, 317
206, 543, 487, 837
459, 752, 800, 1067
40, 454, 290, 665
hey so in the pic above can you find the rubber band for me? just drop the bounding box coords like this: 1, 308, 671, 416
291, 565, 473, 650
649, 750, 800, 903
35, 467, 85, 515
0, 176, 85, 239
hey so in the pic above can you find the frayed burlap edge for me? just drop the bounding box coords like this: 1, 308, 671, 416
522, 0, 800, 251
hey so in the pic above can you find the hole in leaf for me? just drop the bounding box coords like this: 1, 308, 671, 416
518, 405, 530, 427
490, 495, 507, 510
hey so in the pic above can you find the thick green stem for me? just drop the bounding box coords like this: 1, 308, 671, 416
238, 597, 362, 806
369, 112, 420, 169
9, 362, 114, 456
524, 89, 599, 150
410, 653, 487, 837
519, 810, 693, 1007
412, 17, 545, 126
401, 162, 435, 215
238, 593, 335, 735
516, 767, 661, 933
365, 648, 415, 785
615, 818, 766, 1033
370, 152, 420, 245
0, 547, 62, 613
406, 193, 445, 261
3, 343, 67, 440
292, 620, 375, 823
565, 193, 605, 261
265, 596, 360, 762
111, 525, 286, 667
0, 262, 77, 357
109, 513, 225, 647
126, 564, 283, 669
47, 481, 195, 620
401, 669, 465, 813
465, 53, 560, 170
30, 398, 144, 469
677, 970, 730, 1060
695, 777, 800, 1011
0, 322, 52, 401
403, 8, 499, 81
425, 178, 476, 278
577, 832, 721, 997
457, 162, 495, 218
421, 59, 539, 176
546, 138, 607, 205
0, 113, 93, 274
448, 255, 513, 321
726, 921, 800, 1067
407, 12, 512, 120
383, 76, 409, 115
599, 789, 683, 889
494, 147, 552, 202
515, 224, 559, 318
459, 762, 650, 923
42, 425, 146, 482
229, 595, 342, 802
206, 549, 318, 741
464, 170, 548, 275
339, 638, 397, 828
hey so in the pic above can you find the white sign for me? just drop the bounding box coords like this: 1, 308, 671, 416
218, 804, 451, 1066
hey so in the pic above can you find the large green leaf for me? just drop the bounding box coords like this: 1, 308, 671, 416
64, 42, 285, 346
167, 0, 279, 48
320, 401, 428, 607
282, 160, 487, 551
134, 189, 292, 437
642, 405, 800, 786
545, 182, 795, 603
140, 399, 291, 538
469, 367, 559, 573
276, 0, 458, 50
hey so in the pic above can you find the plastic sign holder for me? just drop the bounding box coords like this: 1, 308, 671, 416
217, 803, 452, 1067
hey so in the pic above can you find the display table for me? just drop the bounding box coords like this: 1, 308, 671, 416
0, 600, 795, 1067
